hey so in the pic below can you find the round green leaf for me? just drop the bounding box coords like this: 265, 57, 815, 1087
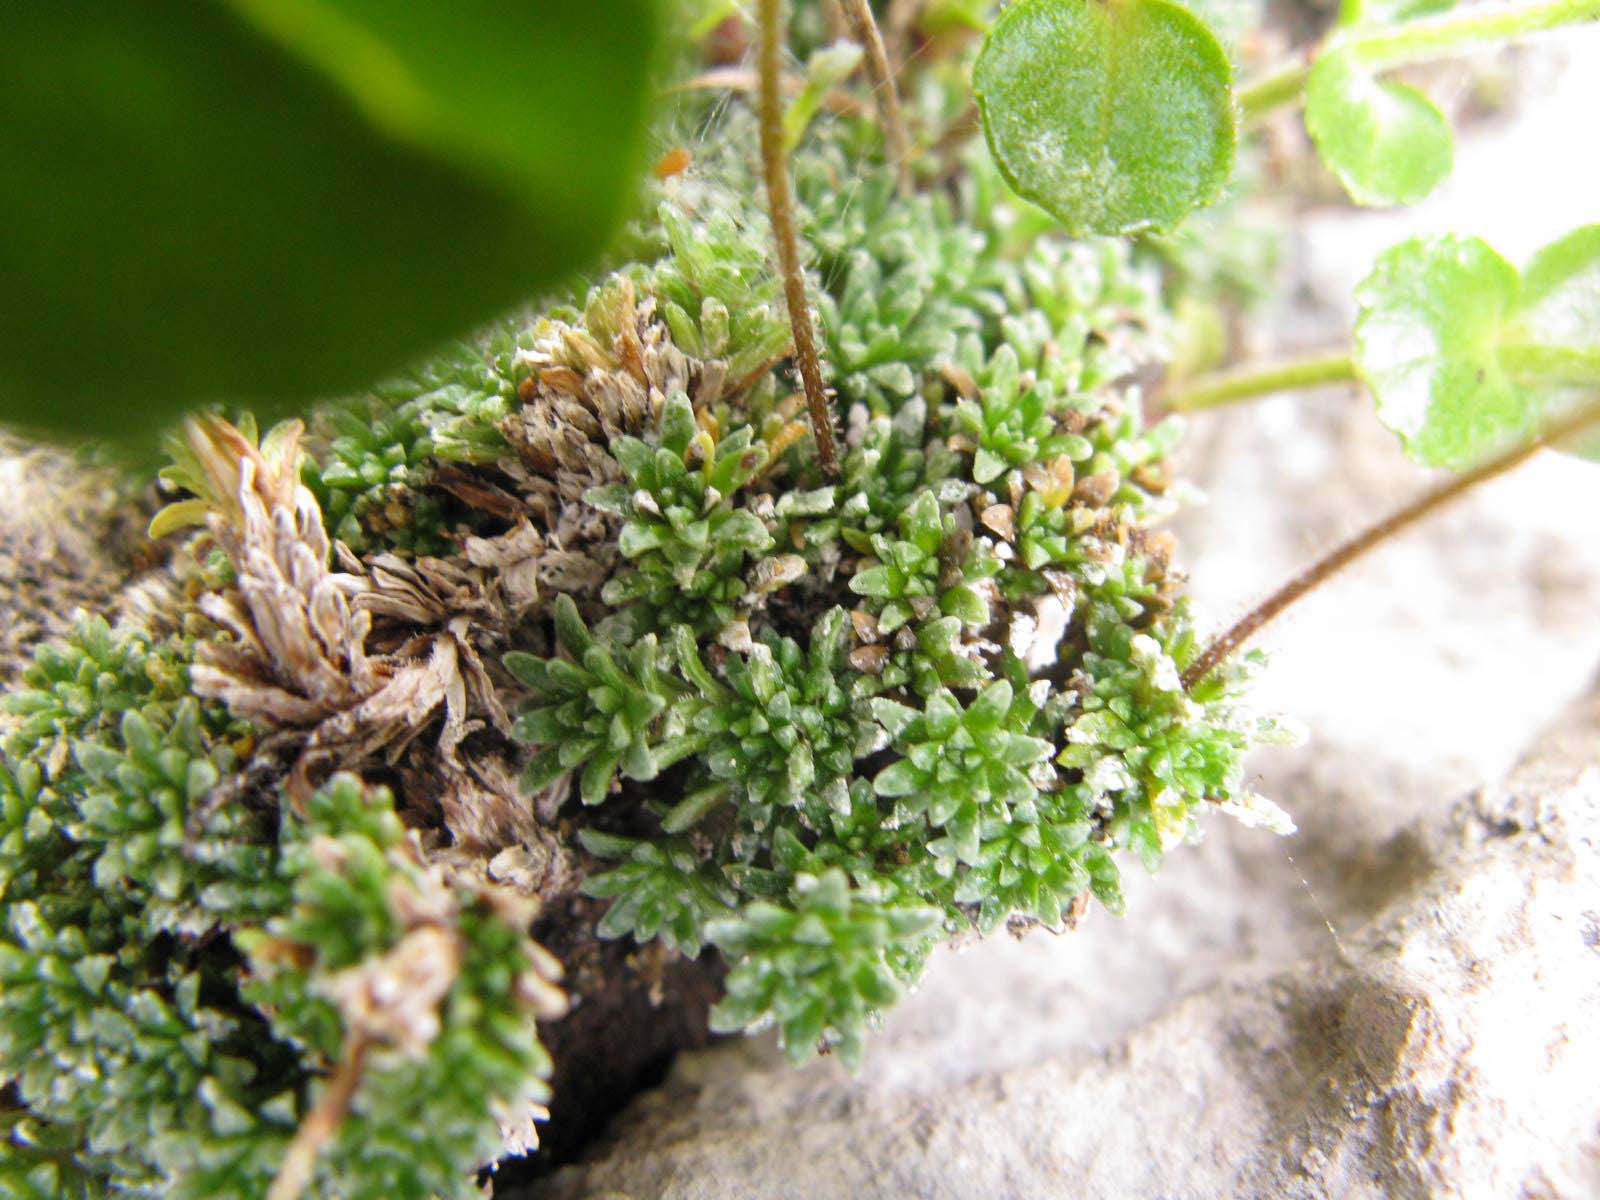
0, 0, 658, 442
1305, 49, 1453, 207
1354, 234, 1528, 467
1171, 0, 1261, 58
972, 0, 1236, 237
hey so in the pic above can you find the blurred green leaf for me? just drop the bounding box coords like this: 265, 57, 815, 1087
785, 41, 863, 148
1172, 0, 1264, 57
1305, 49, 1453, 207
1510, 224, 1600, 461
685, 0, 745, 40
920, 0, 1000, 34
1354, 234, 1526, 467
1514, 224, 1600, 359
972, 0, 1235, 237
1359, 0, 1457, 24
0, 0, 658, 442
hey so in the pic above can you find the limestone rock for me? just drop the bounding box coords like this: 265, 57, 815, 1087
530, 683, 1600, 1200
0, 435, 149, 681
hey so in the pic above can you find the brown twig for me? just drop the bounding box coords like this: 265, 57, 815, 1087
841, 0, 915, 194
1181, 396, 1600, 691
757, 0, 840, 476
821, 0, 849, 42
267, 1036, 371, 1200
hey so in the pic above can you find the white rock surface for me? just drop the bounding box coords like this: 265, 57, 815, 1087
535, 684, 1600, 1200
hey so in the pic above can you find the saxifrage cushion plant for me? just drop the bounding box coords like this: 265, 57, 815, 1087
0, 6, 1304, 1196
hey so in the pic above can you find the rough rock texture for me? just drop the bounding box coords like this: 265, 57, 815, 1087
528, 676, 1600, 1200
0, 435, 151, 681
524, 46, 1600, 1200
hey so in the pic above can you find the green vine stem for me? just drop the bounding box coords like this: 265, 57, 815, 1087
1164, 345, 1600, 413
1238, 0, 1600, 122
1181, 394, 1600, 691
1237, 60, 1312, 123
1161, 350, 1358, 412
758, 0, 841, 475
842, 0, 914, 194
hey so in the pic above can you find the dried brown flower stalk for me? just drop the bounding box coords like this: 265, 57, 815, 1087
757, 0, 840, 474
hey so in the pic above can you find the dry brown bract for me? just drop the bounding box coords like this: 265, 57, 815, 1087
495, 280, 724, 603
179, 416, 510, 801
320, 828, 566, 1059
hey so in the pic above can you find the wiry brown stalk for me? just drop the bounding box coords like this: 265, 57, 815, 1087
758, 0, 840, 475
888, 0, 922, 53
1182, 396, 1600, 691
841, 0, 914, 194
821, 0, 849, 42
267, 1035, 370, 1200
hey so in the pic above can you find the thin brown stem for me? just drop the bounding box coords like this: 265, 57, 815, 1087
1181, 396, 1600, 691
821, 0, 849, 42
841, 0, 915, 194
885, 0, 922, 68
758, 0, 840, 476
267, 1036, 370, 1200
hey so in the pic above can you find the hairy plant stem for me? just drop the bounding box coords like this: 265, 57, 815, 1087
841, 0, 915, 194
1181, 395, 1600, 690
1237, 60, 1312, 123
757, 0, 840, 476
1239, 0, 1600, 122
1162, 351, 1358, 412
267, 1035, 370, 1200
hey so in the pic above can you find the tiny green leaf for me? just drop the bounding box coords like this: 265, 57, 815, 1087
785, 42, 864, 148
660, 785, 728, 834
1305, 49, 1453, 207
553, 594, 596, 659
873, 759, 922, 797
940, 584, 991, 627
577, 829, 640, 859
972, 0, 1236, 237
1354, 234, 1527, 467
849, 566, 896, 599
